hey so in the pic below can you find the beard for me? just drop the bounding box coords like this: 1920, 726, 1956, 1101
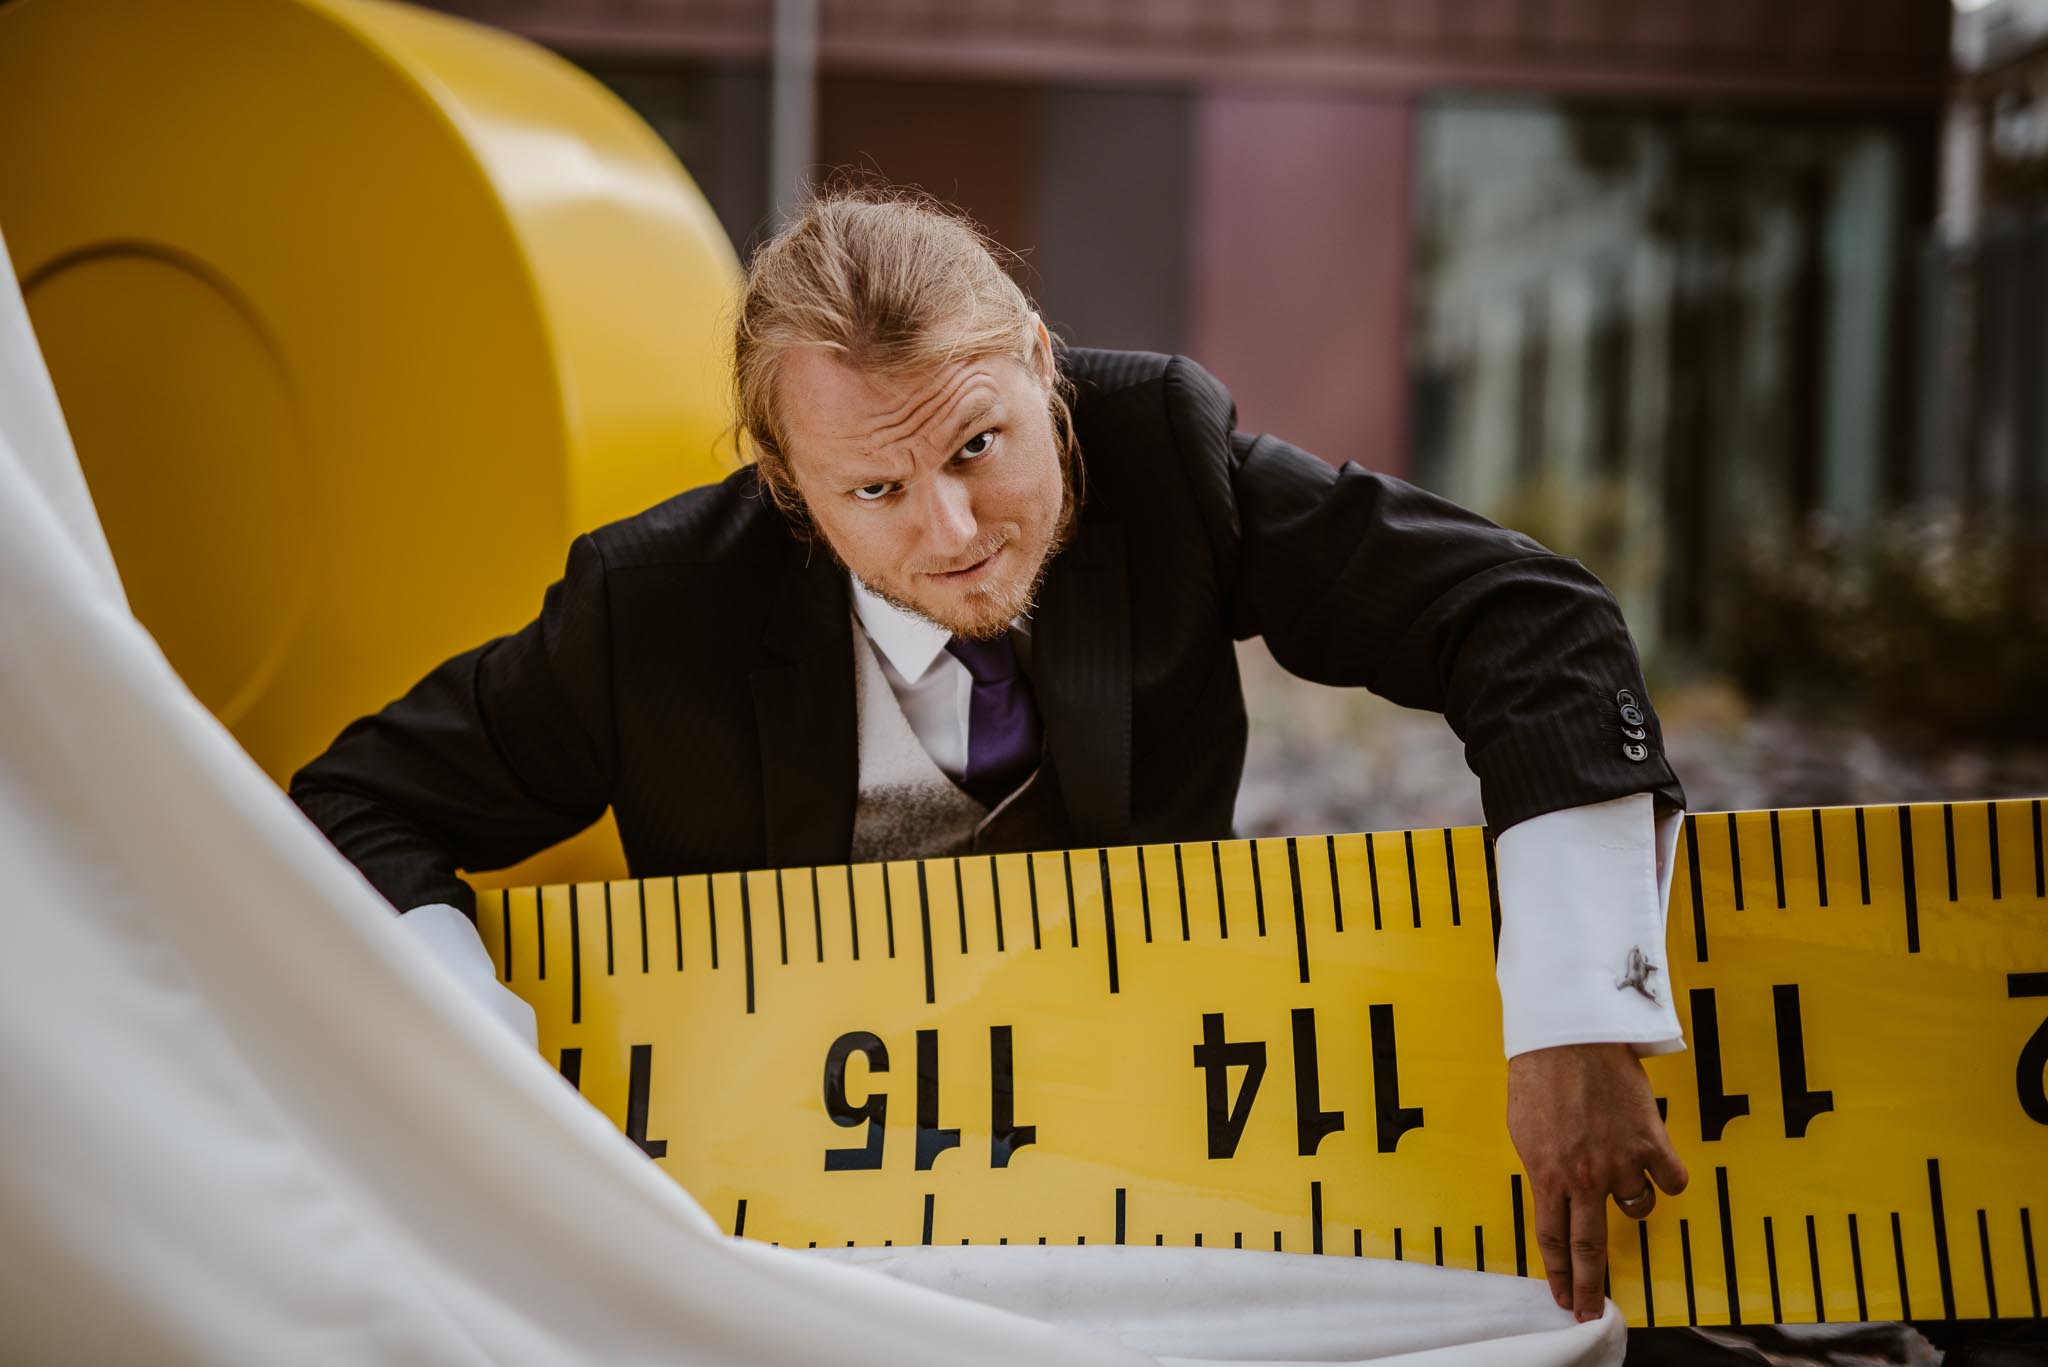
820, 463, 1078, 641
857, 519, 1067, 640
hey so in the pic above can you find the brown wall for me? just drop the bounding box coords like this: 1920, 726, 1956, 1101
1187, 92, 1412, 477
801, 78, 1416, 475
435, 0, 1950, 104
812, 75, 1043, 262
475, 0, 1952, 492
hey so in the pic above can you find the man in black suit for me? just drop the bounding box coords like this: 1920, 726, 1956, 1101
293, 188, 1688, 1321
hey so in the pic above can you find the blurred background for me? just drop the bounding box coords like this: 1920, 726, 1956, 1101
420, 0, 2048, 834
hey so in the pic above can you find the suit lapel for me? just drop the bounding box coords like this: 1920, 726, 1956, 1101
751, 544, 858, 868
1032, 518, 1131, 847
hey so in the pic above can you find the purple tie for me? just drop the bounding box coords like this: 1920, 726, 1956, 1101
945, 633, 1043, 808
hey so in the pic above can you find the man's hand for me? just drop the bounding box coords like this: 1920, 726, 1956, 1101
1507, 1042, 1687, 1322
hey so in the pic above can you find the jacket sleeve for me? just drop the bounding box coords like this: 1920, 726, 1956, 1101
288, 533, 619, 915
1161, 354, 1684, 834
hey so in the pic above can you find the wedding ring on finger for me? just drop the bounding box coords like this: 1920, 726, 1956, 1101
1614, 1185, 1655, 1217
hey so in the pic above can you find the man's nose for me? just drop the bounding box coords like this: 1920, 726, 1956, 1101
923, 475, 977, 558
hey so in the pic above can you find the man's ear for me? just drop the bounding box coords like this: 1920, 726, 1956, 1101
1030, 313, 1054, 387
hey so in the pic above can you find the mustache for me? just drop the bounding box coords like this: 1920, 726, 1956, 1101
913, 530, 1009, 576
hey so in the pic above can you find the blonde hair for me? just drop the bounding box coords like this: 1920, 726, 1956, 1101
733, 184, 1077, 537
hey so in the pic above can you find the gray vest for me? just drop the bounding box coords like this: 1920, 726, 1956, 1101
848, 625, 1071, 864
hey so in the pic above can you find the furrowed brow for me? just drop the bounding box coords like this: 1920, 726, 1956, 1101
948, 400, 1000, 442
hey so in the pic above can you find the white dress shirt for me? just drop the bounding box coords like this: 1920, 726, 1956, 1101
848, 576, 1008, 787
850, 577, 1686, 1061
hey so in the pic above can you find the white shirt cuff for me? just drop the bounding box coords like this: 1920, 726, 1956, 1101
1493, 793, 1686, 1059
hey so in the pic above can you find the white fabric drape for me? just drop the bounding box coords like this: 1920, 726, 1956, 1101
0, 222, 1621, 1366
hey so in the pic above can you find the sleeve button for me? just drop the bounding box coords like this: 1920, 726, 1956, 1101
1619, 703, 1646, 727
1623, 742, 1649, 762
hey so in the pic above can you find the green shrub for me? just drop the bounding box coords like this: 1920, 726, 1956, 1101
1725, 509, 2048, 743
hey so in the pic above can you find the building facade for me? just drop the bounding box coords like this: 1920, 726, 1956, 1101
1925, 0, 2048, 522
424, 0, 1952, 654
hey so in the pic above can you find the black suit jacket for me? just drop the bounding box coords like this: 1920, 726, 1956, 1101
292, 350, 1683, 916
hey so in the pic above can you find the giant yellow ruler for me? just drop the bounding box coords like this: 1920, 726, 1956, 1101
476, 799, 2048, 1328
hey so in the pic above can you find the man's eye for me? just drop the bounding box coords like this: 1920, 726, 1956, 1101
959, 430, 996, 459
853, 482, 901, 502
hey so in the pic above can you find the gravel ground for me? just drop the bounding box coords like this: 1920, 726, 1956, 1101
1230, 640, 2048, 837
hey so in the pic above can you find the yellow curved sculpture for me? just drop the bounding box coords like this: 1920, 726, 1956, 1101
0, 0, 744, 887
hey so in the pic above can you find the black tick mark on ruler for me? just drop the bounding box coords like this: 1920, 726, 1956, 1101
671, 878, 685, 971
1769, 811, 1786, 909
1326, 836, 1345, 933
569, 886, 583, 1025
1366, 832, 1383, 931
1250, 840, 1268, 936
1062, 851, 1079, 949
1137, 850, 1153, 943
1211, 841, 1228, 939
1403, 831, 1421, 929
1727, 812, 1744, 911
954, 860, 968, 955
1685, 815, 1708, 963
1097, 850, 1120, 994
882, 864, 897, 959
811, 868, 823, 964
1287, 838, 1310, 985
1986, 802, 2002, 901
1856, 807, 1871, 906
1811, 810, 1829, 909
774, 870, 788, 966
1944, 804, 1959, 902
1717, 1167, 1742, 1325
637, 881, 650, 974
1174, 844, 1190, 941
1898, 807, 1920, 953
1442, 829, 1461, 927
1026, 855, 1042, 950
740, 874, 756, 1013
845, 865, 860, 962
916, 862, 936, 1006
708, 879, 720, 971
987, 855, 1005, 953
